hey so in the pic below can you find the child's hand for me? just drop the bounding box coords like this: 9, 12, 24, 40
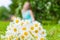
11, 15, 16, 21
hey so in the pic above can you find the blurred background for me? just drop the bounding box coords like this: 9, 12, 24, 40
0, 0, 60, 40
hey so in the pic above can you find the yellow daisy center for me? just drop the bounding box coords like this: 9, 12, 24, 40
8, 36, 11, 40
35, 36, 38, 38
22, 27, 26, 30
16, 37, 18, 40
14, 28, 17, 32
30, 26, 34, 30
39, 27, 41, 30
40, 38, 44, 40
35, 30, 38, 33
35, 24, 38, 27
21, 35, 25, 39
24, 32, 28, 36
16, 20, 19, 23
42, 31, 45, 34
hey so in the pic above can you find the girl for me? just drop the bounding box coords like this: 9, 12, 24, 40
21, 1, 35, 22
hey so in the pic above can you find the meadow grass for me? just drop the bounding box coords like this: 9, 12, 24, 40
0, 21, 60, 40
0, 21, 9, 35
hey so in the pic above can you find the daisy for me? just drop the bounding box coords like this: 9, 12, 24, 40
10, 26, 20, 36
20, 31, 30, 40
13, 17, 21, 24
40, 29, 46, 37
33, 21, 42, 28
38, 37, 45, 40
19, 20, 25, 26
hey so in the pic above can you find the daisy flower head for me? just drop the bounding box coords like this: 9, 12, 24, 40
38, 37, 45, 40
22, 26, 27, 31
19, 20, 25, 26
35, 34, 41, 40
13, 17, 21, 24
20, 26, 30, 39
33, 21, 42, 28
33, 29, 40, 36
38, 26, 43, 31
20, 30, 30, 40
29, 24, 41, 37
15, 37, 19, 40
10, 26, 20, 36
29, 28, 39, 37
40, 29, 46, 37
30, 25, 35, 31
23, 31, 29, 36
20, 35, 25, 40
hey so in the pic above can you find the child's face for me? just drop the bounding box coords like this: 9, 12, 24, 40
23, 2, 30, 10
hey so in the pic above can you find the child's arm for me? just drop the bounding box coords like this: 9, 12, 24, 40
30, 10, 35, 21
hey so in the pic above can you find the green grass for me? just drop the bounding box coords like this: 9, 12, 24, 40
0, 21, 60, 40
0, 21, 9, 35
43, 24, 60, 40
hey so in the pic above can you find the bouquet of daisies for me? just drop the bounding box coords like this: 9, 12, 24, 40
1, 17, 46, 40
